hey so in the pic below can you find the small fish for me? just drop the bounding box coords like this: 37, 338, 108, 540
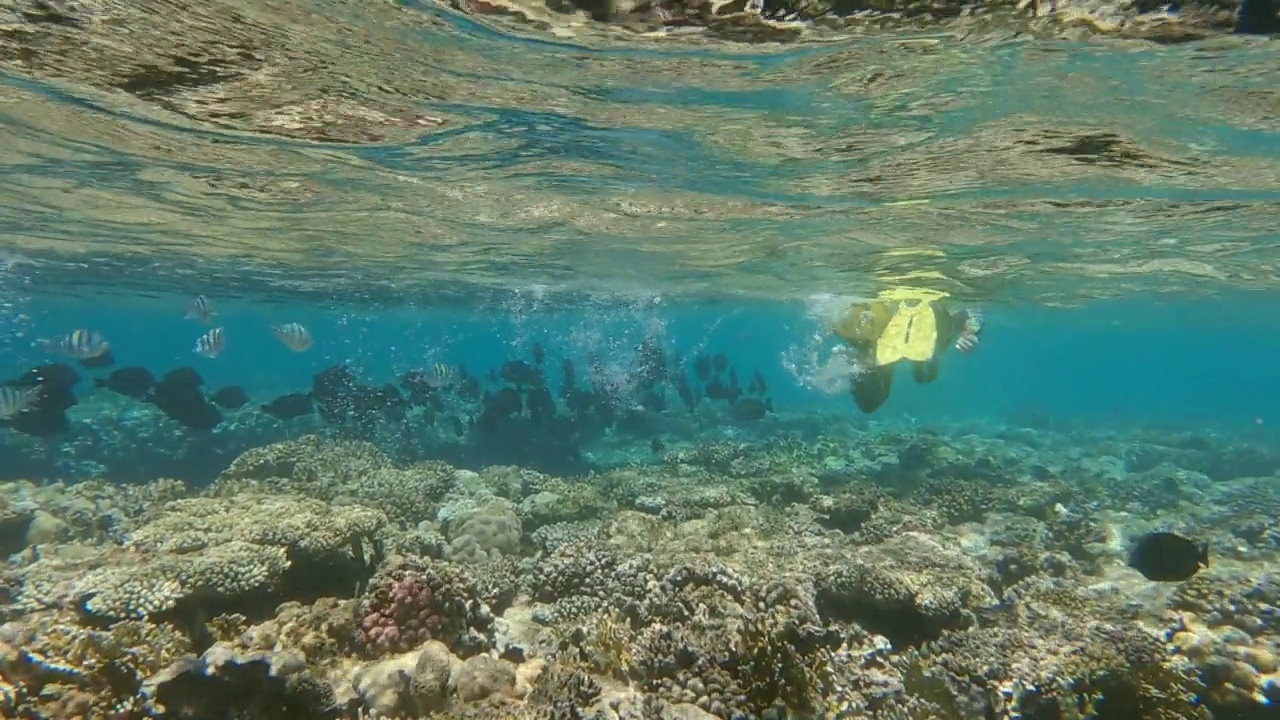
194, 328, 225, 358
424, 363, 457, 389
94, 367, 154, 400
272, 323, 313, 352
1127, 531, 1209, 582
0, 385, 41, 420
650, 437, 665, 454
260, 393, 315, 420
40, 329, 109, 360
184, 294, 215, 324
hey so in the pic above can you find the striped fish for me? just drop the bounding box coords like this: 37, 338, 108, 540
0, 385, 41, 420
272, 323, 313, 352
40, 329, 109, 360
184, 294, 215, 324
194, 327, 225, 358
424, 363, 457, 388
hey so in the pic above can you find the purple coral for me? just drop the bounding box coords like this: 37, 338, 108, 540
357, 569, 450, 654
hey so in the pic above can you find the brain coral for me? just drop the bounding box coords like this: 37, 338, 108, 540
445, 499, 522, 564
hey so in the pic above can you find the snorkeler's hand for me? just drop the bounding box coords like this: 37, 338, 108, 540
954, 309, 984, 354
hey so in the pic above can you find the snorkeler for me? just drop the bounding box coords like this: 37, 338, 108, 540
831, 297, 984, 414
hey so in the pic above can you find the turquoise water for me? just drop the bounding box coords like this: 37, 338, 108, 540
2, 289, 1278, 483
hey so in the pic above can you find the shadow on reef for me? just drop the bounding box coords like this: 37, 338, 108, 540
0, 338, 777, 484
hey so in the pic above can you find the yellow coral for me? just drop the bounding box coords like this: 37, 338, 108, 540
583, 611, 636, 681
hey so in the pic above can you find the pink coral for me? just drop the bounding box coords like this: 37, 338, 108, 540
356, 569, 450, 655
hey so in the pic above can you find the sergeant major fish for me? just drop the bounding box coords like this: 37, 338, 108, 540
184, 294, 216, 324
424, 363, 457, 388
194, 328, 225, 359
272, 323, 313, 352
39, 329, 109, 360
0, 385, 42, 420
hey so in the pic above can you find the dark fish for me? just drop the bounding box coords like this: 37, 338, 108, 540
450, 416, 466, 437
636, 337, 667, 386
2, 363, 79, 437
17, 363, 80, 393
730, 397, 769, 422
500, 360, 542, 386
488, 387, 522, 416
560, 358, 576, 392
261, 393, 314, 420
312, 364, 362, 424
94, 367, 154, 400
162, 367, 204, 388
748, 370, 767, 396
210, 386, 249, 410
674, 375, 696, 412
152, 366, 222, 430
650, 437, 665, 454
78, 350, 115, 369
563, 388, 593, 416
527, 385, 556, 424
693, 354, 711, 382
712, 353, 728, 375
458, 370, 481, 401
1127, 531, 1209, 582
531, 342, 545, 366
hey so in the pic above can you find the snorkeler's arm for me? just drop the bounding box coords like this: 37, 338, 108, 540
951, 308, 984, 354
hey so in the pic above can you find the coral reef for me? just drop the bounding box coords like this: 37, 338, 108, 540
355, 556, 498, 657
0, 424, 1277, 719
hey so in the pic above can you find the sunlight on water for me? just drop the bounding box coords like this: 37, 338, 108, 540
0, 1, 1277, 302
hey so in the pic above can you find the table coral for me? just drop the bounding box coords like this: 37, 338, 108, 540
70, 494, 385, 621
